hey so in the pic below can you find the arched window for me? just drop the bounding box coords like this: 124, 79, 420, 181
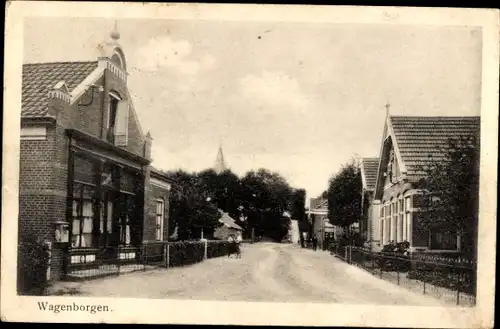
111, 53, 123, 68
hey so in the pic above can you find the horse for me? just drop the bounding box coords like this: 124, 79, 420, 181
227, 241, 242, 259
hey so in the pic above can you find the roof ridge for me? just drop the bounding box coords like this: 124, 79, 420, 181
390, 115, 480, 119
23, 60, 98, 66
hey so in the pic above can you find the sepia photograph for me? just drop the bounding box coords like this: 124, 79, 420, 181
2, 2, 498, 327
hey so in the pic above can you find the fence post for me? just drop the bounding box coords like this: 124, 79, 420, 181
397, 258, 400, 285
456, 271, 461, 306
117, 248, 121, 276
349, 246, 352, 264
344, 246, 348, 262
166, 243, 170, 269
380, 255, 383, 278
423, 277, 426, 294
142, 246, 145, 272
163, 244, 167, 268
204, 240, 208, 260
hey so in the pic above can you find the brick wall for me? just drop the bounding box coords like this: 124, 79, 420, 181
66, 69, 146, 158
19, 121, 69, 281
144, 183, 170, 242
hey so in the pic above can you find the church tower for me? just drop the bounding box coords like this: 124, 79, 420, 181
214, 146, 227, 174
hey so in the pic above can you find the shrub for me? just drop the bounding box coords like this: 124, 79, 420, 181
17, 237, 50, 295
379, 241, 411, 272
165, 240, 234, 268
381, 240, 410, 254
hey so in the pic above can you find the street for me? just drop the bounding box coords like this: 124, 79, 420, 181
48, 243, 447, 306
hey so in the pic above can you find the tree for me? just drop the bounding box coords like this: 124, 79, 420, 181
327, 160, 363, 238
416, 135, 480, 259
163, 170, 220, 240
240, 169, 293, 241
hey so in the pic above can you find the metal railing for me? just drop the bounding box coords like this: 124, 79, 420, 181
330, 244, 476, 306
63, 240, 235, 281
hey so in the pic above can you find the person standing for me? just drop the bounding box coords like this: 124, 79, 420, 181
313, 236, 318, 251
228, 235, 235, 258
235, 233, 242, 258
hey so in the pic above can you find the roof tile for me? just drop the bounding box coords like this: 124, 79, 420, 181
361, 157, 379, 190
390, 116, 480, 181
22, 61, 98, 117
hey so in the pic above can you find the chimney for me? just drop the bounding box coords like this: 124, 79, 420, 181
144, 131, 152, 160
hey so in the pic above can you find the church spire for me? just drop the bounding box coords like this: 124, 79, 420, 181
214, 145, 227, 174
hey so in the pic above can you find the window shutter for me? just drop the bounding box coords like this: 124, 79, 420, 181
114, 100, 129, 146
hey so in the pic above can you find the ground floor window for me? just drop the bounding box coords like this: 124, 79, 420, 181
380, 219, 384, 244
119, 194, 136, 246
430, 229, 458, 250
156, 199, 165, 241
69, 153, 145, 249
71, 183, 96, 248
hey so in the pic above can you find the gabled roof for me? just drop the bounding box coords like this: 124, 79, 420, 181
219, 212, 243, 231
22, 61, 98, 117
150, 166, 176, 184
390, 116, 480, 181
360, 157, 379, 191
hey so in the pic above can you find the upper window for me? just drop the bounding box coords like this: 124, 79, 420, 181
107, 91, 129, 147
107, 92, 121, 143
111, 53, 123, 69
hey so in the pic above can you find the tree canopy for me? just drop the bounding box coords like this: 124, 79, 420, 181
162, 167, 301, 242
416, 135, 480, 259
327, 160, 363, 232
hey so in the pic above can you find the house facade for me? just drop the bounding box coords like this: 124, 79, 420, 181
372, 115, 480, 252
213, 212, 243, 240
360, 157, 380, 251
308, 197, 336, 248
19, 26, 172, 281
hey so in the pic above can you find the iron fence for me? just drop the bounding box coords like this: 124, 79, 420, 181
63, 240, 235, 281
330, 244, 476, 306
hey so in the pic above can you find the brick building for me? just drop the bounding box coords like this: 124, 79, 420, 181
359, 157, 380, 251
19, 25, 172, 281
372, 115, 480, 252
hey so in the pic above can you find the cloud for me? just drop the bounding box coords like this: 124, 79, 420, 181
134, 36, 215, 75
239, 71, 308, 110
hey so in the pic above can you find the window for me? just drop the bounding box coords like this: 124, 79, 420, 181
385, 202, 391, 244
119, 195, 135, 246
380, 219, 384, 244
71, 184, 96, 248
430, 229, 458, 250
156, 199, 165, 241
379, 205, 385, 244
399, 198, 404, 241
108, 93, 120, 130
392, 200, 398, 242
405, 196, 411, 243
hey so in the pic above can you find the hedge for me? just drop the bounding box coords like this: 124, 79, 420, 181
143, 240, 235, 268
17, 239, 50, 295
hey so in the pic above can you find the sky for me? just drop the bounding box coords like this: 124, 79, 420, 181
23, 17, 482, 200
